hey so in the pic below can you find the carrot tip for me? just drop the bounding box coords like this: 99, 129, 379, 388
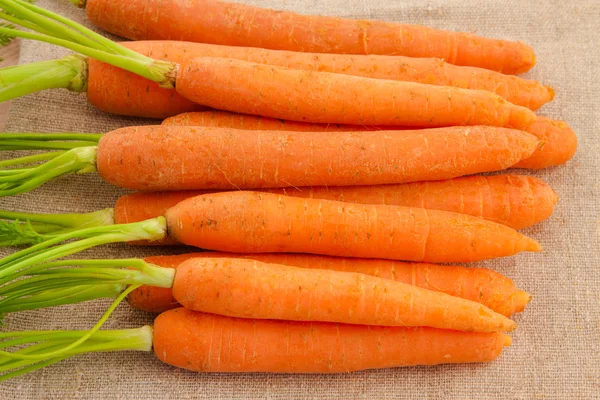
546, 86, 555, 101
525, 237, 542, 252
503, 334, 513, 347
505, 320, 517, 333
514, 290, 532, 313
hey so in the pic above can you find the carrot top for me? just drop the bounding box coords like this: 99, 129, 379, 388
0, 294, 154, 381
0, 0, 178, 99
0, 133, 103, 196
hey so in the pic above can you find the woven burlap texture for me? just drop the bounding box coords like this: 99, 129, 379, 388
0, 0, 598, 398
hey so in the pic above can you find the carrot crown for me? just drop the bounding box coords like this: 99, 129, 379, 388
0, 133, 102, 196
0, 0, 177, 91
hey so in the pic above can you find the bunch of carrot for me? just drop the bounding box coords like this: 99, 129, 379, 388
0, 0, 575, 381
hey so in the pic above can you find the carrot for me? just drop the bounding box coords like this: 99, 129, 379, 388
0, 236, 517, 332
166, 191, 541, 263
513, 117, 578, 169
0, 309, 512, 381
0, 40, 552, 119
177, 57, 536, 129
113, 174, 558, 231
154, 309, 512, 372
91, 41, 552, 113
0, 9, 536, 128
176, 258, 518, 330
97, 126, 538, 190
1, 190, 539, 262
0, 126, 539, 196
82, 0, 535, 74
128, 252, 532, 316
0, 173, 554, 248
163, 111, 577, 170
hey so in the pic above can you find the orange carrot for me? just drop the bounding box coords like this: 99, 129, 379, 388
14, 39, 549, 120
154, 308, 511, 372
97, 125, 538, 191
163, 111, 576, 170
114, 174, 558, 231
0, 126, 538, 198
177, 57, 537, 129
2, 7, 540, 123
168, 258, 516, 332
128, 252, 531, 316
0, 309, 512, 377
84, 0, 535, 74
166, 191, 540, 263
93, 41, 552, 115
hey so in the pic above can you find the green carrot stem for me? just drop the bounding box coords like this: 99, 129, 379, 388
13, 0, 136, 56
0, 284, 126, 313
0, 11, 63, 40
0, 133, 103, 141
0, 55, 88, 102
5, 0, 114, 52
0, 139, 99, 150
0, 0, 177, 87
0, 152, 64, 168
0, 146, 97, 197
0, 257, 174, 313
0, 58, 79, 87
0, 284, 139, 361
0, 133, 102, 150
0, 217, 167, 277
0, 331, 152, 381
0, 208, 113, 228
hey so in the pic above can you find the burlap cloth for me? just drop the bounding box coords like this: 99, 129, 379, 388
0, 0, 598, 398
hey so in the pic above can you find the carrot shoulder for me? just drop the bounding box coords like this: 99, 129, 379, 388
129, 252, 531, 317
97, 125, 538, 191
176, 58, 536, 129
165, 191, 541, 263
154, 308, 512, 372
86, 0, 535, 74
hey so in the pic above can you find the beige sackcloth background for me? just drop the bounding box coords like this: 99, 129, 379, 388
0, 0, 598, 398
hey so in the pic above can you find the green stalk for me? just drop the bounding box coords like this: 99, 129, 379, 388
0, 152, 64, 168
0, 133, 103, 141
0, 284, 126, 313
0, 0, 178, 88
0, 208, 114, 228
0, 326, 153, 381
0, 55, 88, 102
0, 284, 140, 361
0, 208, 115, 246
0, 217, 167, 278
0, 139, 99, 150
0, 133, 106, 196
0, 258, 175, 313
0, 146, 97, 196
